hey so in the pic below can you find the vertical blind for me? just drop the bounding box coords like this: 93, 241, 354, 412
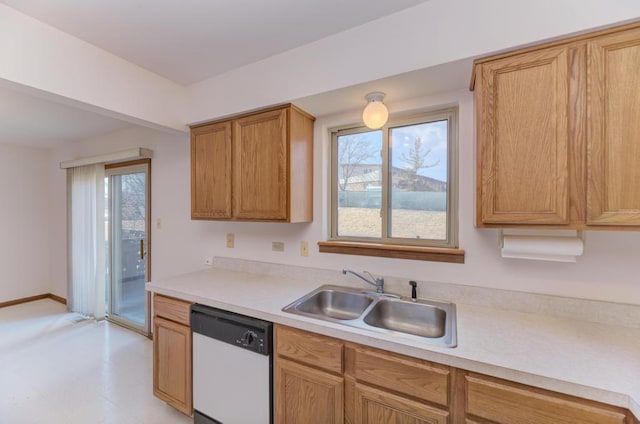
68, 164, 105, 319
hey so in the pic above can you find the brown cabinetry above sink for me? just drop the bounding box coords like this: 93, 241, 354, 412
473, 22, 640, 230
190, 104, 315, 222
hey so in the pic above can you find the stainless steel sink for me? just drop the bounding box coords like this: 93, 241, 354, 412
294, 288, 374, 320
363, 299, 446, 338
282, 285, 457, 347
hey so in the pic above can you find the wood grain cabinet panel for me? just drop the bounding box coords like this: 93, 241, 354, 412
587, 27, 640, 225
190, 104, 314, 222
474, 21, 640, 230
476, 46, 570, 225
353, 347, 450, 407
190, 121, 232, 219
153, 315, 192, 416
153, 294, 192, 325
354, 383, 449, 424
234, 109, 288, 220
274, 325, 637, 424
275, 357, 344, 424
465, 374, 627, 424
275, 325, 343, 374
152, 294, 193, 416
275, 325, 452, 424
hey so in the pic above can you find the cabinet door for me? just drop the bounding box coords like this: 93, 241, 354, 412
587, 27, 640, 225
234, 108, 288, 220
275, 357, 343, 424
477, 46, 570, 225
191, 122, 232, 219
354, 383, 448, 424
153, 316, 192, 416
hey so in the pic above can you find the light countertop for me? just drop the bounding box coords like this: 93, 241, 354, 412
146, 267, 640, 418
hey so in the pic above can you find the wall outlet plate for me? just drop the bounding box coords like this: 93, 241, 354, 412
300, 241, 309, 256
272, 241, 285, 252
226, 233, 235, 248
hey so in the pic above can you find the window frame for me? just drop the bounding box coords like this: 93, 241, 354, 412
329, 107, 459, 250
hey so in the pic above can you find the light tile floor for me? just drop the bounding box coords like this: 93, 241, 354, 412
0, 299, 192, 424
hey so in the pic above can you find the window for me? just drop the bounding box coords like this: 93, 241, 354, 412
321, 108, 463, 263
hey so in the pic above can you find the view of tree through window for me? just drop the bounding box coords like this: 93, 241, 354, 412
336, 130, 382, 237
107, 173, 146, 238
390, 120, 448, 240
332, 109, 456, 247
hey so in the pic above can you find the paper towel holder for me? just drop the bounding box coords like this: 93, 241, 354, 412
497, 229, 586, 248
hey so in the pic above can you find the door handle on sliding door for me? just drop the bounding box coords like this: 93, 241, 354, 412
140, 239, 145, 260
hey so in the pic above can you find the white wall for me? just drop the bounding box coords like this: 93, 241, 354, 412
5, 0, 638, 131
48, 127, 203, 298
0, 143, 51, 302
186, 0, 640, 123
0, 3, 186, 132
35, 0, 640, 305
48, 89, 640, 306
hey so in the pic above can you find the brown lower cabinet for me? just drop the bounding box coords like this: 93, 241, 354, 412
275, 357, 344, 423
152, 294, 193, 416
274, 324, 637, 424
466, 373, 628, 424
275, 325, 451, 424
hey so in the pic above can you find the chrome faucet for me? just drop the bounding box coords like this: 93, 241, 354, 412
342, 269, 384, 293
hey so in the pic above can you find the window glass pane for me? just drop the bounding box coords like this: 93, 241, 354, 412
336, 131, 382, 238
389, 120, 448, 240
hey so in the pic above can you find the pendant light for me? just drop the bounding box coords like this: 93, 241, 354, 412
362, 92, 389, 129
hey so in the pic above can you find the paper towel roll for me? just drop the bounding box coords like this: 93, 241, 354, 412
501, 235, 584, 262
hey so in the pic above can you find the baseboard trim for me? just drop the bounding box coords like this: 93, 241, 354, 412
0, 293, 67, 309
48, 293, 67, 305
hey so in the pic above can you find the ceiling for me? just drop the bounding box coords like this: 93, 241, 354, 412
294, 58, 473, 118
0, 0, 471, 148
0, 84, 133, 149
1, 0, 431, 85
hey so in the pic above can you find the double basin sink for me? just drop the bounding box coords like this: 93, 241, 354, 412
282, 285, 457, 347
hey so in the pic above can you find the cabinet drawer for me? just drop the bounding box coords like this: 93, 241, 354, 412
466, 373, 627, 424
353, 346, 450, 408
275, 325, 343, 374
153, 294, 191, 326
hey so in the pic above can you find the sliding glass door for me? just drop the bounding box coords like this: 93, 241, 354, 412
106, 160, 150, 334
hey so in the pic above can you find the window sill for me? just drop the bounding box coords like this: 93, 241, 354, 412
317, 241, 465, 264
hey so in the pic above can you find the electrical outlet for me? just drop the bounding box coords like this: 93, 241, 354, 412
226, 233, 235, 248
203, 257, 213, 266
300, 241, 309, 256
156, 218, 162, 229
272, 241, 285, 252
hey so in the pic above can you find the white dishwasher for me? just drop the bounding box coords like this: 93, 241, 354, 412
190, 304, 273, 424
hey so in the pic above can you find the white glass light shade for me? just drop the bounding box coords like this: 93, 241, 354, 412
362, 92, 388, 129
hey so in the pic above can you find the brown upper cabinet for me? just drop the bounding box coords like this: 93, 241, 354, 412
190, 104, 315, 222
473, 22, 640, 229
